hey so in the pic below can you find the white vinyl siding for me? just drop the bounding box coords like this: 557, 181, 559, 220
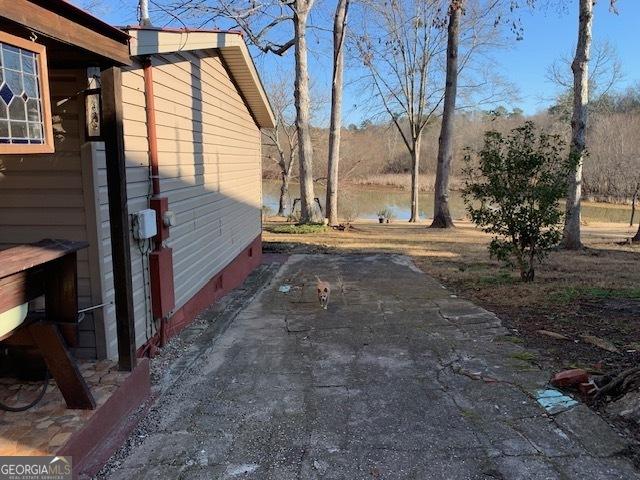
149, 50, 261, 311
95, 51, 262, 357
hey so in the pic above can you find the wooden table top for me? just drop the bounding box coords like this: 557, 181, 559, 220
0, 239, 89, 279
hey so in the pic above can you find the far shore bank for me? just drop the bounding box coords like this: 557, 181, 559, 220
262, 176, 638, 210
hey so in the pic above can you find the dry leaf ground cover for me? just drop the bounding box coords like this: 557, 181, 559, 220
263, 218, 640, 373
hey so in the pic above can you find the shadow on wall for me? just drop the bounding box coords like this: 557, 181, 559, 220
107, 45, 263, 355
0, 42, 263, 361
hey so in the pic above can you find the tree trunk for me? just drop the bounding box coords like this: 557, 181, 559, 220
294, 7, 322, 224
431, 1, 461, 229
633, 188, 640, 242
563, 0, 593, 250
278, 169, 292, 216
409, 139, 421, 223
326, 0, 350, 226
630, 185, 638, 227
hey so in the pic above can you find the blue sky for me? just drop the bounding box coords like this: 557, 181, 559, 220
92, 0, 639, 123
500, 1, 639, 114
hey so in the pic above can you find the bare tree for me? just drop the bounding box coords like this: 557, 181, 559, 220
71, 0, 110, 15
633, 179, 640, 242
263, 78, 298, 216
168, 0, 323, 223
326, 0, 350, 226
506, 0, 619, 248
355, 0, 509, 222
430, 0, 521, 228
548, 41, 623, 96
546, 40, 624, 119
562, 0, 594, 250
356, 0, 448, 222
431, 0, 463, 228
293, 0, 324, 222
542, 0, 619, 248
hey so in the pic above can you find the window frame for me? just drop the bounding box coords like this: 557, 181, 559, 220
0, 31, 54, 154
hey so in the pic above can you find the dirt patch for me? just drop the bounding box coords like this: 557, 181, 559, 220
490, 299, 640, 373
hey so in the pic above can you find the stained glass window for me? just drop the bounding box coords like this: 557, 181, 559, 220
0, 41, 45, 145
0, 33, 53, 154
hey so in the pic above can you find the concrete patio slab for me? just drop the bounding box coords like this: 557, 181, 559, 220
101, 254, 638, 480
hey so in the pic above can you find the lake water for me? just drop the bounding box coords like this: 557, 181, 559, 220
262, 180, 634, 224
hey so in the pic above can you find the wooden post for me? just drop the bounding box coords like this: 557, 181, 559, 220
45, 253, 79, 324
101, 67, 137, 371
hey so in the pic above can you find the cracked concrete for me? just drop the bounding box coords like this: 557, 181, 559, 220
103, 254, 638, 480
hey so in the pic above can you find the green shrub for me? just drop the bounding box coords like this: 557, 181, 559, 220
462, 122, 576, 282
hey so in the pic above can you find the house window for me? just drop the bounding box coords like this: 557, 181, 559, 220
0, 32, 53, 154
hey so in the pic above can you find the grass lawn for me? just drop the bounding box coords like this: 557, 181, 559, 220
263, 218, 640, 373
266, 223, 328, 235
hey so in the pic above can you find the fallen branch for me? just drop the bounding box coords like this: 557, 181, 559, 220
593, 366, 640, 402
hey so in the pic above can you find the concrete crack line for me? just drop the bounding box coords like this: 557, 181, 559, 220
449, 362, 541, 406
440, 350, 616, 463
431, 350, 559, 459
432, 351, 464, 392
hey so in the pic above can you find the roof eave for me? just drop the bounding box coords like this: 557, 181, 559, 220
1, 0, 131, 65
125, 28, 276, 129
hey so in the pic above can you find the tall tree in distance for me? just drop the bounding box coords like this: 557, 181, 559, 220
263, 78, 298, 216
169, 0, 323, 223
506, 0, 619, 247
562, 0, 594, 249
562, 0, 619, 248
293, 0, 324, 223
547, 41, 623, 103
356, 0, 507, 222
430, 0, 463, 229
326, 0, 351, 226
356, 0, 447, 222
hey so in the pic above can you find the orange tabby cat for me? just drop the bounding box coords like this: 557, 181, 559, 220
315, 276, 331, 309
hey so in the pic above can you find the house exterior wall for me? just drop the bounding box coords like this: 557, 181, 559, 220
95, 50, 262, 356
94, 63, 153, 357
147, 50, 262, 311
0, 69, 102, 359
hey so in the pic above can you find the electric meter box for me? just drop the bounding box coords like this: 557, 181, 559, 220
133, 209, 158, 240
